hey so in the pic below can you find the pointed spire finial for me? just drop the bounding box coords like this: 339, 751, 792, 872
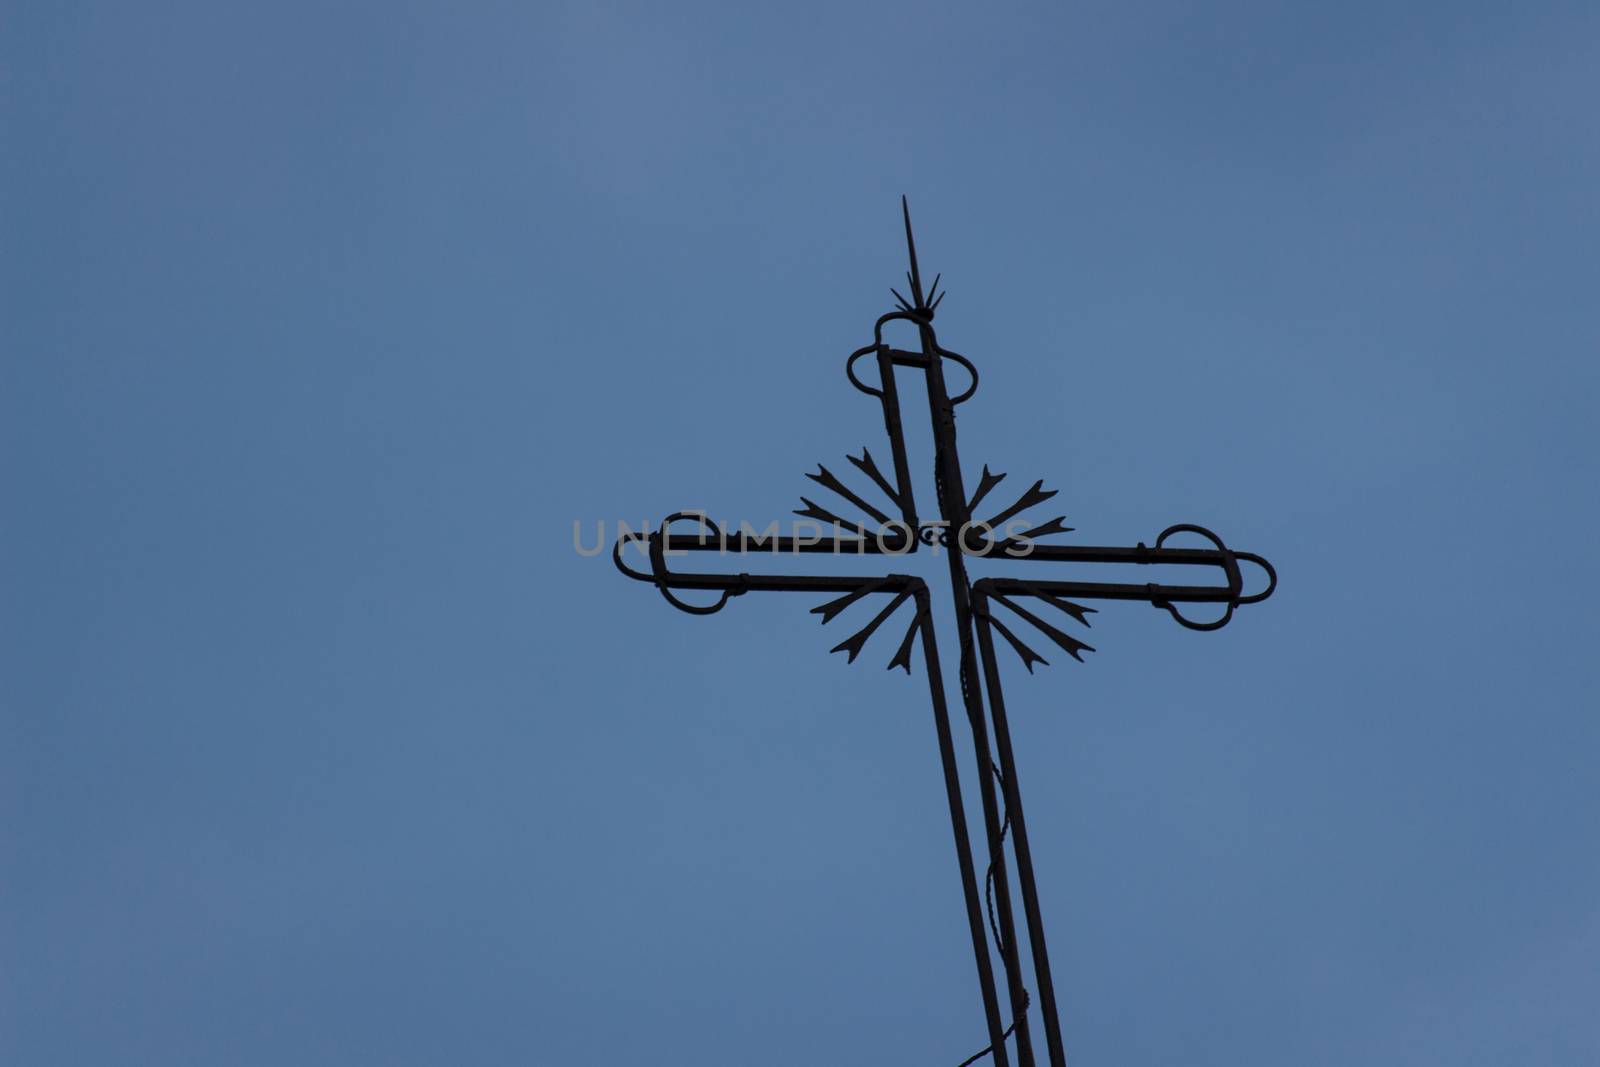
893, 196, 943, 318
901, 195, 926, 309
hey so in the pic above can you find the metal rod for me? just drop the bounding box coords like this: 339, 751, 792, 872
877, 346, 921, 530
641, 533, 914, 556
984, 577, 1242, 604
956, 636, 1037, 1067
982, 543, 1236, 566
915, 593, 1013, 1067
972, 588, 1068, 1067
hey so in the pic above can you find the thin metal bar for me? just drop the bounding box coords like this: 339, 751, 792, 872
649, 533, 913, 555
876, 347, 921, 530
982, 543, 1236, 566
885, 346, 932, 367
984, 577, 1241, 604
642, 572, 917, 595
956, 637, 1036, 1067
972, 588, 1068, 1067
916, 592, 1013, 1067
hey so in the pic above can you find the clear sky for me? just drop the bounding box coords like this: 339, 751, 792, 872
5, 2, 1598, 1064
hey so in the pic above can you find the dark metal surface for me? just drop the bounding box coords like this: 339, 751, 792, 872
612, 199, 1277, 1065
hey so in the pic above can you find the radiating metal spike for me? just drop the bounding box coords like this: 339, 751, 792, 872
985, 613, 1049, 673
830, 590, 913, 664
1009, 515, 1074, 543
992, 592, 1095, 662
810, 579, 896, 625
794, 497, 872, 538
848, 448, 904, 511
1012, 581, 1097, 628
985, 479, 1058, 531
968, 465, 1006, 515
806, 464, 891, 525
886, 608, 924, 674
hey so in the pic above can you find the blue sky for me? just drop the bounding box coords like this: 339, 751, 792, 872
5, 2, 1598, 1064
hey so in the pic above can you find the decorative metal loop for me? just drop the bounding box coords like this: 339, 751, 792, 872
656, 583, 739, 616
1154, 523, 1231, 555
652, 512, 743, 615
875, 309, 929, 334
1235, 551, 1278, 605
1152, 589, 1237, 632
613, 512, 746, 616
846, 343, 884, 398
938, 346, 979, 405
611, 531, 653, 582
1151, 523, 1240, 632
846, 313, 979, 405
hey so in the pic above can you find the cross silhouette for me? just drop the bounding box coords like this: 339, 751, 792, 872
613, 200, 1277, 1067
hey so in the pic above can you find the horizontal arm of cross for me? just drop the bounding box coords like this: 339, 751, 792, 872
612, 511, 917, 579
614, 537, 920, 597
971, 523, 1277, 639
613, 513, 933, 669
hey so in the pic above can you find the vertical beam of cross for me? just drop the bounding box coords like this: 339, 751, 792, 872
898, 206, 1050, 1065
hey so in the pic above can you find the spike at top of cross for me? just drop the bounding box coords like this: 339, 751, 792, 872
891, 195, 944, 318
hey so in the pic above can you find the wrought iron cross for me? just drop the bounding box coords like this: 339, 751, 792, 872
613, 200, 1277, 1067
